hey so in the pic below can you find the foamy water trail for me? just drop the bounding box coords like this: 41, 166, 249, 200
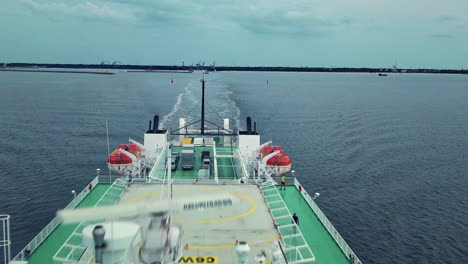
160, 92, 184, 129
160, 81, 199, 129
211, 86, 241, 130
160, 76, 241, 131
222, 91, 241, 129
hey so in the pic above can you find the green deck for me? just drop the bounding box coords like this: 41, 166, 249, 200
171, 146, 238, 179
279, 186, 349, 264
27, 184, 111, 264
24, 183, 351, 264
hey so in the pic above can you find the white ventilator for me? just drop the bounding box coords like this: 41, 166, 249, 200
236, 241, 250, 264
82, 222, 142, 264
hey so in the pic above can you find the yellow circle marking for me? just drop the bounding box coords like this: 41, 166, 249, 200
128, 189, 190, 203
128, 188, 257, 224
197, 189, 257, 224
188, 237, 280, 249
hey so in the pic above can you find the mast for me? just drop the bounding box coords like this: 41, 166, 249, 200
201, 77, 206, 135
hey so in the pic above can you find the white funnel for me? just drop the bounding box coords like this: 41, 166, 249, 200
236, 241, 250, 264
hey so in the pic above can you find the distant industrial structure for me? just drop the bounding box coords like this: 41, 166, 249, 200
100, 61, 122, 66
1, 61, 466, 75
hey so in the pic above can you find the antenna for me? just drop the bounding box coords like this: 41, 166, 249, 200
106, 120, 112, 183
200, 77, 206, 135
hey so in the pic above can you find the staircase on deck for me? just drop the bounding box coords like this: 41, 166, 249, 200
260, 180, 316, 264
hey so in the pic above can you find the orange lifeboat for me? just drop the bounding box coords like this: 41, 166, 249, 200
259, 145, 292, 175
107, 144, 142, 174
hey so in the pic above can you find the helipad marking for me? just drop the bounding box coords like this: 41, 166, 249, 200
129, 188, 257, 223
197, 189, 256, 223
179, 256, 218, 263
263, 236, 281, 242
128, 189, 189, 203
187, 237, 280, 249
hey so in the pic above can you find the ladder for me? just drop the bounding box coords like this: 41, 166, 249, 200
260, 181, 316, 264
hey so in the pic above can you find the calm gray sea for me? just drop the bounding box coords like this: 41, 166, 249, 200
0, 71, 467, 263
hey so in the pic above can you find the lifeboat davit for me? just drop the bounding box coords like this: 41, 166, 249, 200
260, 145, 292, 176
107, 144, 142, 174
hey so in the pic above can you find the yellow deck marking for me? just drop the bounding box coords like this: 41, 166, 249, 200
129, 188, 258, 223
179, 256, 218, 264
197, 204, 257, 223
187, 237, 280, 249
129, 189, 189, 203
197, 189, 257, 223
188, 244, 237, 249
263, 236, 281, 242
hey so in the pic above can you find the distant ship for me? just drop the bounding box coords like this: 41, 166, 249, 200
378, 73, 388, 76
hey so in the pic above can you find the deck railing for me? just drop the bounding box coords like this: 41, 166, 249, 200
236, 148, 250, 179
54, 178, 129, 263
293, 178, 363, 264
148, 143, 168, 181
11, 176, 99, 262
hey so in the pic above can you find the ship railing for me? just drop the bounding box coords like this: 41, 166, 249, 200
213, 141, 219, 183
259, 181, 316, 264
147, 143, 168, 181
10, 176, 100, 262
53, 178, 129, 264
235, 148, 250, 180
293, 178, 363, 264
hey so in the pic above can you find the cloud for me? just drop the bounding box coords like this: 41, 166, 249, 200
16, 0, 358, 37
235, 10, 350, 36
437, 15, 458, 22
431, 34, 454, 39
64, 0, 352, 36
21, 0, 137, 22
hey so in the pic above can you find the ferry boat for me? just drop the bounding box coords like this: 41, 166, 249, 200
2, 77, 363, 264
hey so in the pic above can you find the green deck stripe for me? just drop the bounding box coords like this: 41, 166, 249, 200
279, 186, 350, 264
27, 184, 111, 264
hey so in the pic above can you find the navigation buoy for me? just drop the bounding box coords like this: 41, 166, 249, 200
171, 79, 173, 83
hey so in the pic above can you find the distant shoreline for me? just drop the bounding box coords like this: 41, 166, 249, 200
0, 69, 114, 75
1, 63, 467, 75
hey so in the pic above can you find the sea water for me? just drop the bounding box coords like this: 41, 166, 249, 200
0, 71, 467, 263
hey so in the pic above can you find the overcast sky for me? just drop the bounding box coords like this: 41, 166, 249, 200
1, 0, 467, 68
